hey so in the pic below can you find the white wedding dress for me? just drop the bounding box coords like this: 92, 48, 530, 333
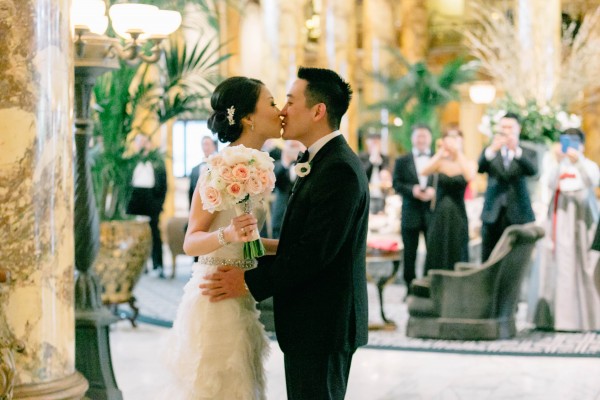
159, 206, 269, 400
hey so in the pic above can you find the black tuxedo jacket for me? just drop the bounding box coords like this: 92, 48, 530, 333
478, 146, 537, 225
127, 158, 167, 216
392, 153, 433, 229
245, 135, 370, 355
271, 161, 295, 238
188, 163, 203, 207
592, 223, 600, 252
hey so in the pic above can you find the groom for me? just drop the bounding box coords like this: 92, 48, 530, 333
201, 67, 370, 399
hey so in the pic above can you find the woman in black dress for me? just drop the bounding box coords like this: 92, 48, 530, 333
421, 128, 477, 275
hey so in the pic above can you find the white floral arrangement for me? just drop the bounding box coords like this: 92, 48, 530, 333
198, 145, 276, 258
478, 99, 581, 143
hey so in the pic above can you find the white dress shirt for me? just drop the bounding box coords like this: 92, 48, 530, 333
132, 161, 155, 188
307, 130, 342, 162
412, 149, 431, 189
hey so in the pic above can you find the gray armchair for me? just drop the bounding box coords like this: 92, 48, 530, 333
407, 223, 544, 340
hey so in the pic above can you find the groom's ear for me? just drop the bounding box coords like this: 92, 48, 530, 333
312, 103, 327, 122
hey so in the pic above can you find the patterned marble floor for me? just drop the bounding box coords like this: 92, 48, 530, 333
110, 320, 600, 400
110, 250, 600, 399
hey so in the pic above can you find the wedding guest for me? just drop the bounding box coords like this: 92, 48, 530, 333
187, 135, 218, 262
359, 132, 390, 214
262, 138, 282, 162
188, 135, 218, 208
127, 134, 168, 278
420, 128, 477, 274
392, 124, 435, 290
271, 140, 304, 238
478, 112, 537, 262
531, 128, 600, 331
592, 223, 600, 297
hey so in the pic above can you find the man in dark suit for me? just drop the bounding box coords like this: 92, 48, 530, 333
201, 67, 369, 400
478, 112, 537, 262
392, 124, 435, 290
359, 132, 390, 214
271, 140, 303, 238
127, 134, 168, 277
188, 135, 217, 207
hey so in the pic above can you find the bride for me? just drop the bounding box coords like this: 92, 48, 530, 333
160, 76, 282, 399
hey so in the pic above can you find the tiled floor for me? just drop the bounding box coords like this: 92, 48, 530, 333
110, 321, 600, 400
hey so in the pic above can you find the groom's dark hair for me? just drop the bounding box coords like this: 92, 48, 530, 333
297, 67, 352, 130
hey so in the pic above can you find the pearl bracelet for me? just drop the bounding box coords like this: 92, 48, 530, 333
217, 227, 230, 247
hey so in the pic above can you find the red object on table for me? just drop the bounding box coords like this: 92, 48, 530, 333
367, 239, 399, 252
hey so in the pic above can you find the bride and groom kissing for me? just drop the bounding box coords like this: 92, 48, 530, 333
161, 67, 370, 400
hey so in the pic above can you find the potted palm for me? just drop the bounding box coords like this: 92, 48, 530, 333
89, 34, 229, 318
365, 50, 478, 151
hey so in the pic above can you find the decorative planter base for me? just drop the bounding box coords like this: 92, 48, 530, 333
94, 219, 151, 325
13, 372, 88, 400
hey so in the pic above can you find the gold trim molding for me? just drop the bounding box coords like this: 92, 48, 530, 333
13, 372, 88, 400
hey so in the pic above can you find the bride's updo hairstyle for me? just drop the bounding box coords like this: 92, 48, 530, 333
207, 76, 264, 143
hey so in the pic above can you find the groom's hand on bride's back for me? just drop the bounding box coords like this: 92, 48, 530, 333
200, 266, 248, 302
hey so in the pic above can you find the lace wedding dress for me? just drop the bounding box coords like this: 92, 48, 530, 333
159, 205, 269, 400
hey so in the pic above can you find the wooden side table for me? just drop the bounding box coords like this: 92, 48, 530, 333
366, 246, 403, 330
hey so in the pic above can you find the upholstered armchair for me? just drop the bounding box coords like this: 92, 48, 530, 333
406, 223, 544, 340
166, 216, 188, 279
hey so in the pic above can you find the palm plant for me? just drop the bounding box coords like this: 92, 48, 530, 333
90, 35, 230, 220
367, 49, 478, 151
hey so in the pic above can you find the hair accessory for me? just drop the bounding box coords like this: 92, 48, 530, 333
226, 106, 235, 126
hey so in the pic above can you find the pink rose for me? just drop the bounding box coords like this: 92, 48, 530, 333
259, 170, 276, 192
219, 166, 235, 182
202, 186, 222, 210
209, 155, 224, 168
232, 163, 250, 181
246, 176, 264, 195
226, 182, 244, 198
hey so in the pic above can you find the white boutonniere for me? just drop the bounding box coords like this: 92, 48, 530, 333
294, 162, 311, 177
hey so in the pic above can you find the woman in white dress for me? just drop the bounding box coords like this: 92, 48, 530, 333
532, 128, 600, 331
160, 77, 282, 399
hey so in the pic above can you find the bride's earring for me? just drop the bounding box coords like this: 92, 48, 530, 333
251, 122, 255, 131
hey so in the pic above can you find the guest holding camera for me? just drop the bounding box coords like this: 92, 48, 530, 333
478, 112, 537, 262
359, 132, 390, 214
532, 128, 600, 331
420, 128, 477, 274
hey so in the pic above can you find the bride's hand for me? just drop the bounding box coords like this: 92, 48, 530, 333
225, 214, 258, 243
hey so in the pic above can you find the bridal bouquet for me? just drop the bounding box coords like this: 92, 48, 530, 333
198, 145, 276, 258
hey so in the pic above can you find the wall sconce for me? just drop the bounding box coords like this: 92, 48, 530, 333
469, 81, 496, 104
70, 1, 181, 398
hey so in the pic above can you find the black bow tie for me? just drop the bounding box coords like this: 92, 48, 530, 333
415, 152, 430, 158
296, 150, 310, 164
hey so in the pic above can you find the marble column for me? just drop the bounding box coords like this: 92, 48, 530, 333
218, 1, 242, 78
362, 0, 395, 154
0, 0, 87, 399
516, 0, 561, 105
320, 0, 359, 150
400, 0, 429, 63
261, 0, 305, 106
